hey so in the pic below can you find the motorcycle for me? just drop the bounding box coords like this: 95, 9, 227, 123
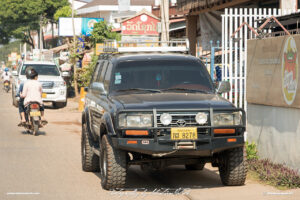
24, 102, 43, 135
4, 80, 10, 93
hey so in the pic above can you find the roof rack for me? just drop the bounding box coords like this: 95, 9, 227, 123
102, 39, 190, 54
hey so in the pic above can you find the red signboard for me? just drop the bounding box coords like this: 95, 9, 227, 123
122, 13, 160, 36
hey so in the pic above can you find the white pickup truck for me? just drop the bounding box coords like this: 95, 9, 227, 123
12, 61, 67, 108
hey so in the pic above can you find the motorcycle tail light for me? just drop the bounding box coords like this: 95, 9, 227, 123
30, 104, 39, 109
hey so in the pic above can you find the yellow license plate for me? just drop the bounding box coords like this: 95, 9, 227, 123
171, 127, 198, 140
42, 93, 47, 98
4, 83, 9, 86
30, 111, 41, 117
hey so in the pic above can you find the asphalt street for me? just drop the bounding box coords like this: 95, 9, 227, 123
0, 82, 299, 200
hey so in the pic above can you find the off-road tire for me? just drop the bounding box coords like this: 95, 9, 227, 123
81, 123, 99, 172
185, 163, 205, 170
218, 147, 247, 186
12, 93, 18, 107
53, 102, 67, 109
100, 135, 127, 190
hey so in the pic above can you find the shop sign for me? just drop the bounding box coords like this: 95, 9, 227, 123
282, 36, 298, 105
122, 14, 159, 36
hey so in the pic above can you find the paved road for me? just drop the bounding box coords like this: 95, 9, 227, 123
0, 83, 299, 200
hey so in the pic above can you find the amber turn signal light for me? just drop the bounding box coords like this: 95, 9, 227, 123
125, 130, 149, 136
227, 138, 237, 142
127, 140, 138, 144
214, 129, 235, 134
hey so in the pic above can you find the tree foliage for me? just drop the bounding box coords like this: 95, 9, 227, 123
77, 55, 98, 88
54, 5, 73, 22
0, 0, 69, 47
0, 40, 23, 63
90, 21, 121, 46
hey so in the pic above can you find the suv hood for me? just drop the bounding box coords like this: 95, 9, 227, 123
111, 92, 233, 110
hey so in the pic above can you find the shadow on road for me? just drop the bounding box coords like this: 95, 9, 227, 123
21, 130, 47, 136
127, 165, 223, 190
94, 165, 224, 193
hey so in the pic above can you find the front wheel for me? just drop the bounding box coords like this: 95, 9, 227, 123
100, 135, 127, 190
53, 101, 67, 109
218, 147, 247, 186
81, 123, 99, 172
12, 91, 18, 107
5, 86, 9, 93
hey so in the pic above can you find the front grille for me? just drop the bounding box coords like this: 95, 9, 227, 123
41, 81, 54, 89
156, 112, 209, 127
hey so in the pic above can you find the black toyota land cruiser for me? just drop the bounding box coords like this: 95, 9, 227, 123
81, 52, 247, 190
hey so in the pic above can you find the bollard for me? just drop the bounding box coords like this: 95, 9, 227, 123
78, 87, 87, 112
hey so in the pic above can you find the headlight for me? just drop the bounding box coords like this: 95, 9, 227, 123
195, 112, 208, 125
160, 113, 172, 126
213, 112, 241, 126
54, 81, 65, 87
119, 113, 152, 127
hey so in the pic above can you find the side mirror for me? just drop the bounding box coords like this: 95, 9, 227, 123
12, 71, 18, 76
90, 82, 106, 95
217, 81, 231, 94
84, 87, 89, 92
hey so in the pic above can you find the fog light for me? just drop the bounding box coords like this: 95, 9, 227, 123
160, 113, 172, 126
195, 112, 208, 125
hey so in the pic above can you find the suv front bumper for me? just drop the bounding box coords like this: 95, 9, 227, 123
112, 135, 244, 156
112, 107, 246, 157
42, 87, 67, 103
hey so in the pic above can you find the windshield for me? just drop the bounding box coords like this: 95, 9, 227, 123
21, 64, 60, 76
110, 59, 214, 93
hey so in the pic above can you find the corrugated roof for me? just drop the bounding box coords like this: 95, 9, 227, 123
79, 0, 155, 9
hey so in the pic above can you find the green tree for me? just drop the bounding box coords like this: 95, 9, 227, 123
54, 5, 73, 22
0, 0, 69, 47
90, 21, 121, 46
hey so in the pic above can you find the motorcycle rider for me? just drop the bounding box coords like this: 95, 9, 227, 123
20, 68, 47, 125
17, 67, 31, 126
1, 68, 11, 87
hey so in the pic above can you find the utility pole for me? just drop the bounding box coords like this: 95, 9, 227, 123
72, 0, 79, 97
39, 15, 44, 51
160, 0, 169, 44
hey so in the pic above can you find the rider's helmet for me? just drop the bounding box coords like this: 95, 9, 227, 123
4, 67, 9, 72
25, 67, 38, 79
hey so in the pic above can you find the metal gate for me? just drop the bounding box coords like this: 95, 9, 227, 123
222, 8, 296, 110
198, 40, 222, 81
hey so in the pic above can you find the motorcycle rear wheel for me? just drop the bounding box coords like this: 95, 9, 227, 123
32, 120, 39, 136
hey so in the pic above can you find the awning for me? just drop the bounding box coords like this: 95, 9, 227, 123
169, 19, 186, 32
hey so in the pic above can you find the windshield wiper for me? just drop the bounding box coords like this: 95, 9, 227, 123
162, 88, 211, 93
115, 88, 162, 93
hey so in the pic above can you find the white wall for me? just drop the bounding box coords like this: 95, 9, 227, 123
247, 104, 300, 173
68, 0, 87, 10
280, 0, 298, 11
155, 0, 177, 6
77, 5, 152, 15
